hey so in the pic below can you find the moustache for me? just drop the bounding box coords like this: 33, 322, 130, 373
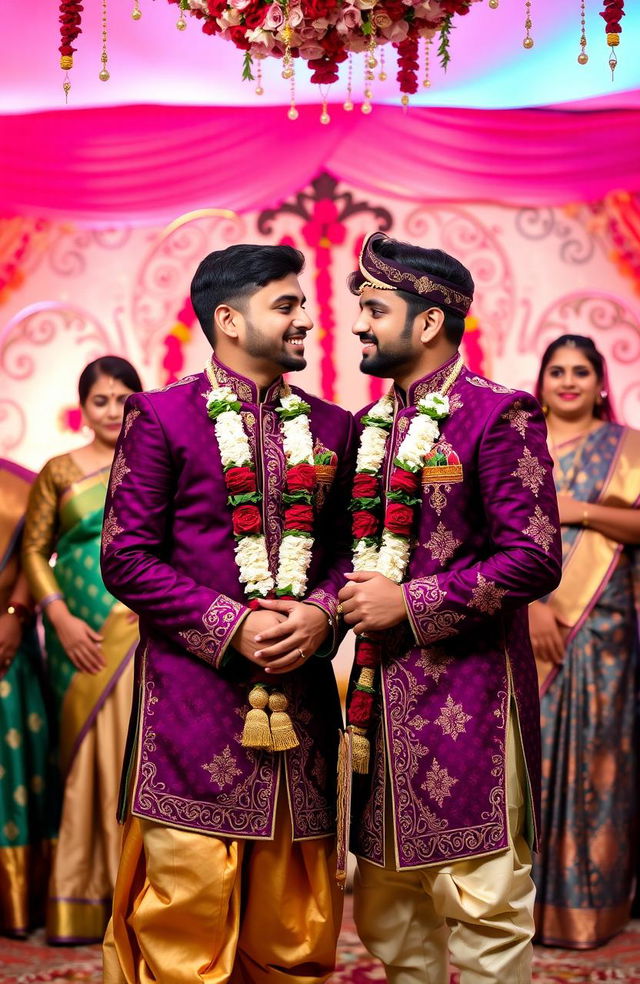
359, 334, 377, 345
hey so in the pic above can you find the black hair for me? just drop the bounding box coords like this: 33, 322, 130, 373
348, 236, 474, 346
191, 243, 305, 346
535, 334, 615, 421
78, 356, 143, 405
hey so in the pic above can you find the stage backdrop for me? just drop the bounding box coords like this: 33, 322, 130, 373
1, 172, 639, 471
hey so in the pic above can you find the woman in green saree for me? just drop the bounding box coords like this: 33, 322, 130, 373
0, 458, 54, 936
530, 335, 640, 949
22, 356, 142, 944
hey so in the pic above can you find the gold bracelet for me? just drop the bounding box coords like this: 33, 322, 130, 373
582, 507, 589, 528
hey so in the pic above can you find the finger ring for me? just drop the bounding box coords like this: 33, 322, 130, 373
337, 603, 344, 616
298, 649, 306, 660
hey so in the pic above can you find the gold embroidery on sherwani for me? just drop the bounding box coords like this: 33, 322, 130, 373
285, 688, 334, 837
178, 598, 245, 667
435, 695, 472, 742
416, 647, 453, 683
424, 522, 461, 563
211, 362, 253, 403
109, 448, 130, 493
124, 407, 141, 438
136, 676, 278, 837
405, 576, 463, 642
202, 746, 243, 788
148, 375, 199, 394
262, 410, 286, 574
426, 486, 449, 515
469, 573, 508, 615
512, 447, 546, 497
467, 376, 514, 395
423, 757, 458, 808
501, 400, 532, 439
524, 504, 557, 553
102, 506, 123, 552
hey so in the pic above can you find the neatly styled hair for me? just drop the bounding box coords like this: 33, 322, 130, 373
191, 243, 305, 345
78, 356, 143, 405
535, 333, 615, 421
348, 236, 474, 346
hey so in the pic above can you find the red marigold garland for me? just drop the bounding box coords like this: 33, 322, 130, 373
59, 0, 83, 71
600, 0, 624, 77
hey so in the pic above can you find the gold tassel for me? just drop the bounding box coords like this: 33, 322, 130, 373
349, 726, 370, 774
336, 730, 353, 887
241, 685, 272, 749
268, 691, 299, 751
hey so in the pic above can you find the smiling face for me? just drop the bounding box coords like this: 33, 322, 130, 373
81, 374, 136, 447
540, 345, 602, 422
351, 287, 422, 378
229, 273, 313, 376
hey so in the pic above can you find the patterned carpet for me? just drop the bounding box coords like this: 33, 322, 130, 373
1, 904, 640, 982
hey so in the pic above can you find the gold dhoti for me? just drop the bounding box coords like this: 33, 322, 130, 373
103, 785, 343, 984
354, 709, 535, 984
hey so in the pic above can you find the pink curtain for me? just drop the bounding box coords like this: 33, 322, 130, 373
4, 104, 640, 224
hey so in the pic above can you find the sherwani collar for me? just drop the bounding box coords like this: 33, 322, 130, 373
394, 353, 463, 408
208, 353, 285, 406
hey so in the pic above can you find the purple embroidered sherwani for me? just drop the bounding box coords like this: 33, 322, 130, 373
100, 356, 354, 841
351, 356, 562, 870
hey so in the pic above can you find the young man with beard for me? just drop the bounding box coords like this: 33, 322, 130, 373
337, 233, 562, 984
101, 244, 354, 984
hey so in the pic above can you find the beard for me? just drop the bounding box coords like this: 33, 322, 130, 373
358, 325, 415, 378
245, 319, 307, 372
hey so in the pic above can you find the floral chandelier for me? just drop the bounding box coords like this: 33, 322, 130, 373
59, 0, 626, 121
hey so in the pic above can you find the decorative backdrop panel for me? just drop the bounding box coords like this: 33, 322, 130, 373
1, 175, 639, 471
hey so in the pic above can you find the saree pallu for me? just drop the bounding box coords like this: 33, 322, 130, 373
533, 423, 640, 948
0, 459, 54, 936
44, 482, 137, 944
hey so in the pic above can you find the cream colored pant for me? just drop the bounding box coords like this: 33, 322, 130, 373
354, 711, 535, 984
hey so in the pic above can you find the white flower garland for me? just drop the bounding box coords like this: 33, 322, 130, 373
206, 385, 316, 599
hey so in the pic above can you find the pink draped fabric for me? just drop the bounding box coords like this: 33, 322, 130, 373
3, 104, 640, 224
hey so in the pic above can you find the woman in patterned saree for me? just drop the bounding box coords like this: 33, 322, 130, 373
22, 356, 142, 944
0, 459, 54, 936
530, 334, 640, 949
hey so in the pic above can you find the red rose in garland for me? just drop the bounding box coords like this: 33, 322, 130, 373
233, 503, 262, 535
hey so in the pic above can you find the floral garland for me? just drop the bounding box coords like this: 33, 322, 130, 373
600, 0, 624, 76
169, 0, 482, 95
346, 357, 463, 773
204, 376, 317, 750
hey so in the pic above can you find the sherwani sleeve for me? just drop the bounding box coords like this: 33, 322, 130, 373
100, 393, 249, 669
304, 411, 356, 657
21, 461, 63, 607
402, 393, 562, 646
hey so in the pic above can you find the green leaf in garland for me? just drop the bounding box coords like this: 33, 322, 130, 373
228, 491, 262, 507
207, 398, 242, 419
393, 456, 421, 474
360, 412, 393, 430
242, 50, 254, 81
275, 400, 312, 420
438, 13, 454, 72
349, 496, 382, 511
283, 490, 313, 504
314, 451, 334, 465
386, 490, 421, 506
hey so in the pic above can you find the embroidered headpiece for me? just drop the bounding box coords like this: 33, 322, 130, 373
358, 232, 473, 317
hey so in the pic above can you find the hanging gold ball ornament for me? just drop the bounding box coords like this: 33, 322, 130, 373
343, 100, 354, 111
401, 94, 410, 106
523, 36, 534, 49
282, 67, 294, 79
361, 102, 372, 114
99, 67, 110, 81
378, 71, 387, 81
255, 86, 264, 95
176, 15, 187, 29
288, 107, 299, 120
132, 6, 142, 19
488, 0, 498, 7
320, 110, 331, 124
577, 51, 588, 64
423, 79, 431, 88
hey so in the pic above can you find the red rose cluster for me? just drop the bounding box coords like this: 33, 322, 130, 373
600, 0, 624, 34
58, 0, 84, 62
284, 463, 316, 533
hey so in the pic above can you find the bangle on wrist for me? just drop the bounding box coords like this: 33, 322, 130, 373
5, 601, 32, 626
582, 507, 590, 528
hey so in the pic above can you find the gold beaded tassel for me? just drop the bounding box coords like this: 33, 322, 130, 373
577, 0, 588, 63
320, 85, 331, 125
343, 54, 354, 111
362, 30, 376, 115
422, 35, 432, 89
99, 0, 110, 81
281, 12, 298, 120
378, 47, 387, 82
255, 57, 264, 96
523, 0, 533, 49
131, 0, 142, 20
176, 0, 189, 31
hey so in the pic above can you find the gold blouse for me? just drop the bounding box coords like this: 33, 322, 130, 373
21, 453, 87, 606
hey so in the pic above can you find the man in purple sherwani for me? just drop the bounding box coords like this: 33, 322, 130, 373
101, 244, 354, 984
338, 233, 562, 984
